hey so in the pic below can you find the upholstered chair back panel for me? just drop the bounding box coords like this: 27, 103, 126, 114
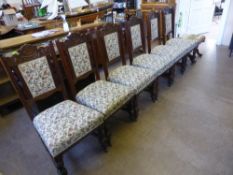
130, 24, 142, 50
18, 56, 56, 98
68, 42, 92, 78
165, 13, 172, 35
151, 18, 159, 40
104, 32, 121, 62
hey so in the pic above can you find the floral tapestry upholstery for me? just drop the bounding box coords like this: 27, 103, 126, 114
68, 43, 92, 78
132, 54, 170, 76
151, 18, 159, 40
108, 65, 155, 94
165, 14, 172, 35
151, 45, 184, 66
130, 24, 142, 50
33, 100, 104, 157
104, 32, 121, 62
166, 38, 196, 52
18, 56, 56, 98
76, 80, 135, 119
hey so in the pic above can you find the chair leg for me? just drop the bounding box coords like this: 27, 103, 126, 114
151, 78, 159, 102
181, 56, 187, 74
168, 65, 176, 87
54, 155, 68, 175
195, 47, 203, 57
97, 125, 109, 152
188, 53, 196, 64
129, 95, 139, 121
103, 123, 112, 147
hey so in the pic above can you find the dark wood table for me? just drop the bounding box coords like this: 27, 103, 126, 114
14, 25, 45, 35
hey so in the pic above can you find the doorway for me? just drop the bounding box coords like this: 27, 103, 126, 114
205, 0, 225, 43
176, 0, 230, 45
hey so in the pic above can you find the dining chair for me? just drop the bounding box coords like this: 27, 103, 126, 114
56, 30, 138, 125
1, 43, 109, 175
96, 22, 158, 103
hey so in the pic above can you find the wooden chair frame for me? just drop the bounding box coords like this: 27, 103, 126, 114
124, 16, 147, 64
143, 11, 175, 86
95, 23, 140, 120
1, 44, 67, 119
1, 43, 108, 175
162, 7, 199, 73
146, 11, 161, 54
162, 7, 175, 44
56, 31, 100, 100
99, 18, 158, 102
96, 23, 127, 78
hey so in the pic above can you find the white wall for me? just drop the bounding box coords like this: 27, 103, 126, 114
1, 0, 23, 9
137, 0, 141, 9
175, 0, 191, 36
219, 0, 233, 46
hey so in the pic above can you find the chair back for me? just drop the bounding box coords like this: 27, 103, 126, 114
124, 16, 146, 64
162, 7, 175, 44
146, 11, 161, 53
56, 31, 100, 99
1, 44, 67, 119
96, 23, 126, 79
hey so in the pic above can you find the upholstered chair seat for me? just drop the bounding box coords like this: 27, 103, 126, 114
33, 100, 104, 157
76, 80, 136, 119
108, 65, 155, 94
151, 45, 183, 66
166, 38, 196, 51
132, 54, 170, 76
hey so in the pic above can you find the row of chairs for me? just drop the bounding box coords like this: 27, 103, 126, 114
1, 12, 204, 175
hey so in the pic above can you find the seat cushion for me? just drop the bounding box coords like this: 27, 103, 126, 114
108, 65, 155, 93
132, 54, 169, 76
151, 45, 181, 66
166, 38, 196, 53
76, 80, 136, 119
33, 100, 104, 157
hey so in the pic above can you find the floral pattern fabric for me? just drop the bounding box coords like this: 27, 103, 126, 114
18, 56, 56, 98
68, 43, 92, 78
76, 80, 135, 119
132, 54, 170, 76
130, 24, 142, 50
33, 100, 104, 157
166, 38, 197, 57
108, 65, 155, 94
165, 14, 172, 35
167, 38, 196, 50
151, 18, 159, 40
104, 32, 121, 62
151, 45, 184, 65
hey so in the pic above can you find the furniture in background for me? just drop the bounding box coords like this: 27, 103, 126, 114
22, 0, 41, 20
214, 0, 225, 17
113, 0, 136, 13
0, 61, 19, 115
140, 0, 176, 44
141, 0, 176, 10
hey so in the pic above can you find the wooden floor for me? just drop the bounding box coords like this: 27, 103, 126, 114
1, 39, 233, 175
